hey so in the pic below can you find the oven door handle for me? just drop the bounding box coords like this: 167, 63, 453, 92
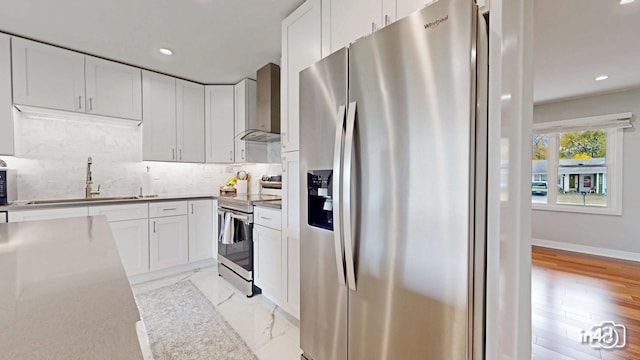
217, 209, 252, 222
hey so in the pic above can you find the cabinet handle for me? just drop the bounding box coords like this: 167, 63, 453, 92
260, 216, 272, 221
281, 132, 286, 148
372, 22, 379, 33
78, 96, 82, 110
162, 208, 177, 211
241, 149, 245, 160
384, 14, 391, 26
191, 204, 194, 214
172, 149, 175, 160
153, 221, 156, 233
179, 149, 182, 160
89, 97, 93, 111
229, 150, 233, 161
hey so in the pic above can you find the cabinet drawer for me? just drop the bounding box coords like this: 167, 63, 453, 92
149, 201, 188, 218
9, 207, 88, 222
254, 206, 282, 230
89, 203, 148, 222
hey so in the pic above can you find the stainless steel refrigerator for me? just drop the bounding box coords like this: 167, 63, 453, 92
299, 0, 488, 359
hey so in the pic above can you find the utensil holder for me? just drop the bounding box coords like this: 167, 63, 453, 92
236, 180, 248, 194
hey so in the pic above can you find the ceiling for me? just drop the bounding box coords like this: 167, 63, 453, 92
0, 0, 304, 84
0, 0, 637, 100
534, 0, 640, 103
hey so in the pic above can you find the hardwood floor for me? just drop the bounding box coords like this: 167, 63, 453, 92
532, 246, 640, 360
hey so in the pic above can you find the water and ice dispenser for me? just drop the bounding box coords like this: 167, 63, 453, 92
307, 170, 334, 230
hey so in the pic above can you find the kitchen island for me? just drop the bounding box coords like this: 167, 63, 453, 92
0, 216, 143, 360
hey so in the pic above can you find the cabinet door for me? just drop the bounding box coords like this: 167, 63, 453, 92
110, 219, 149, 276
254, 224, 283, 301
9, 207, 88, 222
281, 0, 322, 153
149, 215, 188, 271
329, 0, 383, 53
142, 70, 176, 161
234, 80, 249, 163
188, 199, 214, 262
0, 34, 12, 155
176, 79, 205, 162
12, 37, 85, 112
205, 85, 235, 163
85, 56, 142, 120
282, 151, 300, 235
396, 0, 433, 21
284, 234, 300, 318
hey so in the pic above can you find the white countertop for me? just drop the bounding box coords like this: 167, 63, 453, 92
0, 216, 143, 360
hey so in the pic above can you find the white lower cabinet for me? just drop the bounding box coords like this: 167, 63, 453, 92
9, 199, 216, 278
89, 203, 149, 276
149, 215, 189, 271
284, 234, 300, 318
253, 205, 299, 318
109, 219, 149, 276
254, 223, 283, 300
188, 199, 215, 262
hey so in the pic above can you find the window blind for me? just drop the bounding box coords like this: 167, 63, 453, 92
533, 112, 633, 133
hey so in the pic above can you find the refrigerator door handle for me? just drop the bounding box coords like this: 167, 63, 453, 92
343, 101, 357, 291
332, 104, 347, 286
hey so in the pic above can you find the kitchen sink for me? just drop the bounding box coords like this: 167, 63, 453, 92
25, 196, 141, 205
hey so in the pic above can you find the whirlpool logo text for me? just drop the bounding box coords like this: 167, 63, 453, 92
424, 15, 449, 30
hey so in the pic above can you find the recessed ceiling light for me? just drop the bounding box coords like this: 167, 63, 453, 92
620, 0, 635, 4
595, 75, 609, 81
159, 48, 173, 56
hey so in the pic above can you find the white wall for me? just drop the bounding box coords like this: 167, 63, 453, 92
0, 110, 281, 200
532, 87, 640, 253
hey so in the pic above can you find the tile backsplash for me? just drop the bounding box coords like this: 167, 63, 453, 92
1, 110, 281, 200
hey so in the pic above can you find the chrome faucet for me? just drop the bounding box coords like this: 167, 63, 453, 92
85, 157, 101, 199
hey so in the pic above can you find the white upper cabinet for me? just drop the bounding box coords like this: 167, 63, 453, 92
0, 33, 12, 155
85, 56, 142, 120
12, 37, 142, 120
323, 0, 431, 53
176, 79, 205, 163
205, 85, 235, 163
12, 37, 85, 112
234, 80, 248, 162
142, 70, 177, 161
328, 0, 383, 53
143, 73, 206, 163
281, 0, 322, 153
394, 0, 433, 22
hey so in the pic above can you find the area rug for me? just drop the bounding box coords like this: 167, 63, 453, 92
135, 280, 258, 360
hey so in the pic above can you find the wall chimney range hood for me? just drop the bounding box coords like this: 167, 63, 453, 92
241, 63, 281, 142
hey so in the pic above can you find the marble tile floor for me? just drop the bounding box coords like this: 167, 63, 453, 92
132, 266, 302, 360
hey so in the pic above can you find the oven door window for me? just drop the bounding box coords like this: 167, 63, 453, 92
218, 212, 253, 272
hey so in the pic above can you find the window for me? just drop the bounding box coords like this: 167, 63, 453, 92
531, 112, 632, 215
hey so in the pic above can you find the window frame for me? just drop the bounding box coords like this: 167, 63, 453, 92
531, 116, 627, 216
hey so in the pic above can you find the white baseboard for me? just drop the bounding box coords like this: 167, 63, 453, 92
128, 258, 218, 285
532, 238, 640, 262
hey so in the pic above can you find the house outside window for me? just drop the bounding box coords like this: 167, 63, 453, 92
531, 112, 632, 215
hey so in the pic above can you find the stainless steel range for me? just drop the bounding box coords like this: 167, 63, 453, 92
217, 180, 281, 297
